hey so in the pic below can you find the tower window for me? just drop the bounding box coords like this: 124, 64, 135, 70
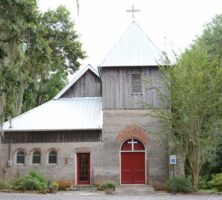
131, 74, 142, 93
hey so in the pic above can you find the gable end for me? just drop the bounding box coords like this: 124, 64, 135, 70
62, 70, 101, 98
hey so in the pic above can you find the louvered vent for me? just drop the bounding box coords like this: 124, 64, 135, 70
131, 74, 142, 93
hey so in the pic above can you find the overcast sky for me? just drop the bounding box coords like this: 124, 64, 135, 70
38, 0, 222, 68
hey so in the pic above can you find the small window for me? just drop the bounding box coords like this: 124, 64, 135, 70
131, 74, 142, 93
16, 151, 25, 164
48, 151, 57, 164
32, 151, 41, 164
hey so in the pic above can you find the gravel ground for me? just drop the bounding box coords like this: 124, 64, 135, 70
0, 192, 221, 200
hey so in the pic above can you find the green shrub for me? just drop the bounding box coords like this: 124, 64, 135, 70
199, 175, 212, 189
11, 171, 47, 191
0, 180, 9, 190
29, 171, 46, 183
208, 173, 222, 191
101, 181, 115, 190
48, 181, 58, 189
166, 177, 194, 193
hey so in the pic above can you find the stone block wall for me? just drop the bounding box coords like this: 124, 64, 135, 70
101, 109, 169, 186
0, 109, 169, 187
0, 142, 104, 184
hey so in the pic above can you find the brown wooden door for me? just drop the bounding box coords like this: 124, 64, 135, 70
77, 153, 90, 185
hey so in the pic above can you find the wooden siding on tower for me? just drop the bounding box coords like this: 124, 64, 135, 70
101, 67, 167, 109
62, 70, 101, 98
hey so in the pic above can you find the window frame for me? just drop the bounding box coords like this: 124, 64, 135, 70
48, 151, 57, 165
32, 151, 41, 165
16, 151, 25, 165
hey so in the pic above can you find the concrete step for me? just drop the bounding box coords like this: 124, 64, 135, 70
115, 185, 155, 195
69, 185, 92, 191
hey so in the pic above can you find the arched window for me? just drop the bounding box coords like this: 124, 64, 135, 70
32, 151, 41, 164
121, 139, 145, 151
16, 151, 25, 164
48, 151, 57, 164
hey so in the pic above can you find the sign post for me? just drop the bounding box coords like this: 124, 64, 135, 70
169, 155, 177, 194
90, 168, 94, 192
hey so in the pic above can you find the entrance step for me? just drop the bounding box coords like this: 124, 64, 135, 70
70, 185, 91, 191
115, 185, 155, 195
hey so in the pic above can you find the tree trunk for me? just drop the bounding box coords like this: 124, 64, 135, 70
14, 80, 26, 116
188, 156, 200, 190
0, 95, 4, 134
0, 94, 5, 178
191, 169, 199, 190
176, 152, 185, 176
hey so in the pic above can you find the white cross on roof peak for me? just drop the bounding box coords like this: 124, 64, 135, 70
126, 5, 141, 19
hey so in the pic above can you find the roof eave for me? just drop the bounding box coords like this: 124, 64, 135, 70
98, 64, 160, 68
3, 128, 102, 132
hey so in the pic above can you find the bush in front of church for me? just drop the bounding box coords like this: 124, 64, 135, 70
11, 171, 47, 191
0, 179, 10, 190
208, 173, 222, 191
166, 177, 194, 193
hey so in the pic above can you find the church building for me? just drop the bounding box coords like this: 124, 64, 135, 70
2, 21, 169, 187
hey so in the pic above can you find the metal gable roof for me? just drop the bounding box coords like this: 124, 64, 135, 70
54, 64, 100, 100
3, 97, 102, 132
99, 21, 162, 67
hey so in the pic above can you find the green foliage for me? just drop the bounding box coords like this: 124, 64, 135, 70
197, 14, 222, 66
101, 181, 115, 190
28, 171, 46, 184
198, 175, 212, 189
0, 180, 10, 190
22, 72, 66, 112
153, 31, 222, 190
11, 171, 47, 191
49, 181, 58, 189
165, 177, 194, 193
0, 1, 85, 122
200, 138, 222, 176
183, 14, 222, 188
156, 43, 222, 189
208, 173, 222, 191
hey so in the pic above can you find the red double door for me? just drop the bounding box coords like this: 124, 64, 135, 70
121, 139, 145, 184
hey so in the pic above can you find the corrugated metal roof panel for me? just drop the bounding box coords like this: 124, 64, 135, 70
99, 21, 162, 67
3, 97, 102, 131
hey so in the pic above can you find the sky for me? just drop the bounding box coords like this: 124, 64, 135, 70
38, 0, 222, 68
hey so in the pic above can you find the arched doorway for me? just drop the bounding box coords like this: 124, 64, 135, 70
120, 138, 145, 184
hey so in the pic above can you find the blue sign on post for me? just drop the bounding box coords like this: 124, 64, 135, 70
170, 155, 177, 165
170, 155, 177, 195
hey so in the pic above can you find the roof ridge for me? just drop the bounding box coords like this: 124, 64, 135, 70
133, 21, 162, 53
99, 21, 162, 67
